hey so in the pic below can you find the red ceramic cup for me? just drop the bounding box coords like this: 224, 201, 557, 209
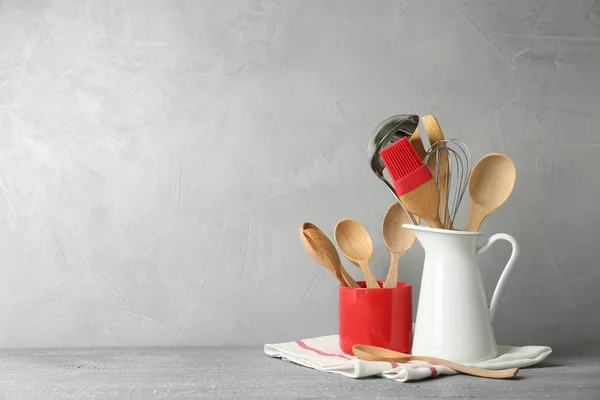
339, 281, 412, 355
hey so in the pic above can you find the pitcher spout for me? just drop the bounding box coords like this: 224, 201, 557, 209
402, 224, 483, 255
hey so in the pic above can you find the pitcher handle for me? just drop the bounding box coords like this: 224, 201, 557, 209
477, 233, 520, 320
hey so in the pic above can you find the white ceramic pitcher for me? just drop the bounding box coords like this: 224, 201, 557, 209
403, 224, 519, 363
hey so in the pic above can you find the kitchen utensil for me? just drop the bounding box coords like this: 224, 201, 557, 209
382, 202, 418, 288
352, 345, 519, 379
423, 138, 471, 230
402, 223, 519, 363
368, 114, 419, 225
409, 127, 427, 161
379, 137, 443, 229
299, 223, 359, 288
422, 114, 445, 148
464, 153, 516, 232
334, 219, 379, 288
422, 115, 451, 228
340, 282, 412, 354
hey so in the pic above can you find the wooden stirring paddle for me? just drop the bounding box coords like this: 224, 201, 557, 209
352, 345, 519, 379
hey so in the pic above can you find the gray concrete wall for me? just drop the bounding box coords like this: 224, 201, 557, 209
0, 0, 598, 348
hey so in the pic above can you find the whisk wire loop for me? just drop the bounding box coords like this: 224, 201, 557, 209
423, 139, 471, 229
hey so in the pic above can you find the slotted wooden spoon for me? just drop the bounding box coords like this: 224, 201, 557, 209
352, 345, 519, 379
299, 223, 359, 288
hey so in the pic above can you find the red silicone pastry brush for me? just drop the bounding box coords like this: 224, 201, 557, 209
379, 137, 443, 229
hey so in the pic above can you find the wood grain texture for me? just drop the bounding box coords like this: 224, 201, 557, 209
400, 179, 444, 229
409, 127, 428, 161
300, 223, 359, 288
422, 115, 453, 229
353, 345, 518, 379
465, 153, 517, 232
382, 202, 417, 288
0, 347, 598, 399
334, 219, 379, 288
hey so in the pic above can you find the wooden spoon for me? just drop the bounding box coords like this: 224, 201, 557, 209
409, 127, 427, 161
299, 223, 359, 288
334, 219, 379, 288
382, 203, 418, 288
464, 153, 516, 232
422, 114, 452, 229
400, 178, 444, 229
352, 345, 519, 379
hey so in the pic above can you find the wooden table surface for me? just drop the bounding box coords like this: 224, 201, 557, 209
0, 346, 599, 399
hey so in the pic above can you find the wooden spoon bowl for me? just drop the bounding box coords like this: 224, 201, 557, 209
334, 219, 379, 288
382, 202, 418, 288
464, 153, 516, 232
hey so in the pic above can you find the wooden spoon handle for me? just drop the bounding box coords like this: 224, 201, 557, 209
358, 261, 380, 288
302, 232, 348, 286
400, 179, 444, 229
464, 205, 485, 232
352, 345, 518, 379
427, 215, 444, 230
425, 154, 453, 229
340, 267, 360, 288
328, 266, 349, 287
409, 127, 427, 161
383, 251, 402, 288
422, 115, 452, 229
411, 355, 519, 379
464, 216, 481, 232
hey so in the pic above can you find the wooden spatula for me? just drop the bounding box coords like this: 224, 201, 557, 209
422, 114, 452, 229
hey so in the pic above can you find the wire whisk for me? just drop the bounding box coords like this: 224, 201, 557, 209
423, 139, 471, 229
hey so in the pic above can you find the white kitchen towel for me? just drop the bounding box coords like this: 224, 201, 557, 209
264, 335, 552, 382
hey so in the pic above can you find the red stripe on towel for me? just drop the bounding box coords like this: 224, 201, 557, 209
295, 340, 352, 360
429, 366, 438, 376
